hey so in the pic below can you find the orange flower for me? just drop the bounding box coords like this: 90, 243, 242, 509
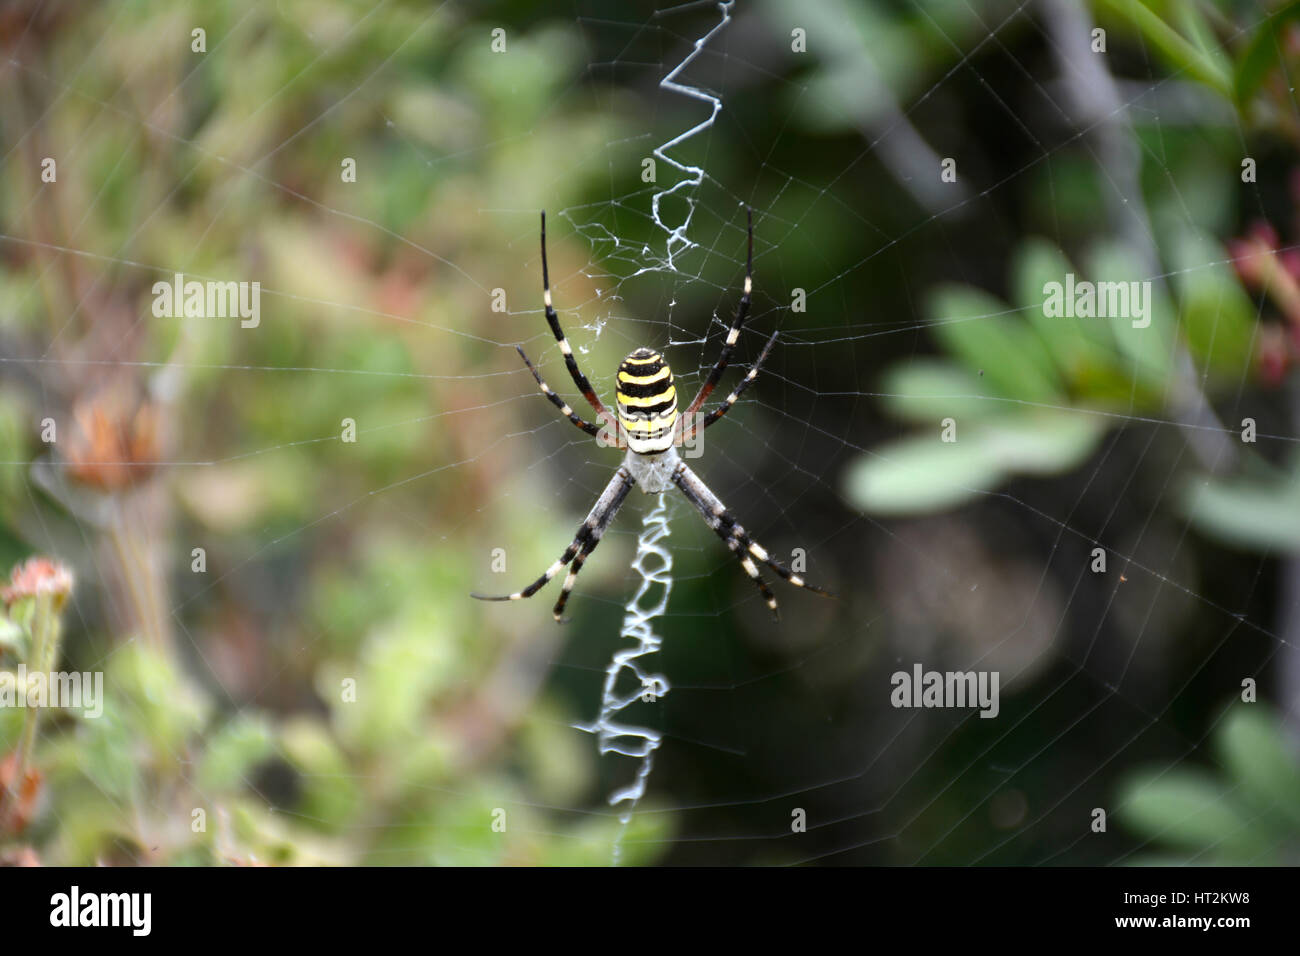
62, 393, 160, 492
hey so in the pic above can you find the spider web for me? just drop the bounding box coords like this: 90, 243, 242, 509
0, 0, 1295, 868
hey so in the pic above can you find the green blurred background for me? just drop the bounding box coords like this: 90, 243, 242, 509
1, 0, 1298, 865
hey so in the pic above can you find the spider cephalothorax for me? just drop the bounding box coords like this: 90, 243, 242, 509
471, 209, 832, 621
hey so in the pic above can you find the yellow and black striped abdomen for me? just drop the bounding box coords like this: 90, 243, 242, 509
616, 348, 678, 454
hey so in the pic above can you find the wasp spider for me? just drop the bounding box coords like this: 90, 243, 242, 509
472, 210, 832, 622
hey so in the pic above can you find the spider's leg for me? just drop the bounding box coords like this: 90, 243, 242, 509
549, 467, 636, 620
672, 462, 833, 620
539, 211, 623, 441
515, 345, 621, 444
684, 207, 753, 419
671, 461, 780, 616
680, 330, 776, 444
471, 467, 635, 620
734, 531, 833, 597
551, 538, 597, 623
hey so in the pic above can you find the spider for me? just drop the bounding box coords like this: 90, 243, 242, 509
471, 209, 832, 622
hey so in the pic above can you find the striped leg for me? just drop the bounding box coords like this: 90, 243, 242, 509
672, 462, 832, 620
471, 467, 636, 621
516, 345, 622, 444
679, 330, 777, 444
551, 540, 596, 622
684, 207, 754, 418
546, 470, 635, 620
539, 211, 622, 440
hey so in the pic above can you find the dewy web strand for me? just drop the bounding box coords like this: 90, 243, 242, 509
573, 494, 672, 865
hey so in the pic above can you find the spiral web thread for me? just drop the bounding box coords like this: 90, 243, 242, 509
573, 494, 672, 865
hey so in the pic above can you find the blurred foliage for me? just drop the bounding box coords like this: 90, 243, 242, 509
845, 231, 1258, 514
0, 0, 1297, 868
1119, 704, 1300, 864
0, 0, 670, 866
849, 0, 1300, 550
842, 0, 1300, 866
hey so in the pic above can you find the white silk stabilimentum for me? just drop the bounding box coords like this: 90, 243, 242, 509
574, 494, 672, 865
649, 1, 734, 271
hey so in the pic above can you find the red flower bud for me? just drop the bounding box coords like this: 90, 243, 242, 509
0, 558, 73, 608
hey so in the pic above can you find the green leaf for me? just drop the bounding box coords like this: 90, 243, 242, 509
1174, 3, 1233, 81
1179, 469, 1300, 550
978, 412, 1105, 474
78, 708, 139, 803
846, 412, 1104, 516
1118, 769, 1264, 856
1234, 0, 1300, 108
844, 432, 1003, 515
1087, 244, 1175, 387
927, 285, 1063, 401
1013, 240, 1151, 405
1215, 706, 1300, 828
280, 718, 361, 830
197, 715, 276, 792
1097, 0, 1232, 99
1172, 232, 1256, 376
880, 361, 998, 423
1015, 240, 1113, 358
108, 644, 209, 758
